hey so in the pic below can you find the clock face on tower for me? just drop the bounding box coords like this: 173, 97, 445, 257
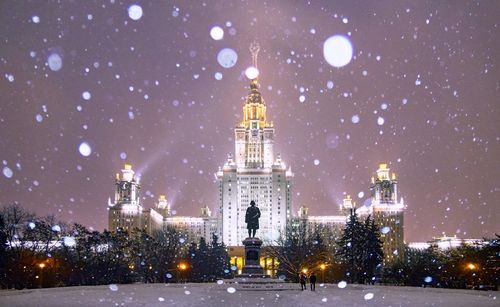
382, 181, 391, 189
121, 182, 129, 191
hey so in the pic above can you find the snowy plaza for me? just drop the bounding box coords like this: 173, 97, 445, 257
1, 1, 499, 306
0, 283, 497, 307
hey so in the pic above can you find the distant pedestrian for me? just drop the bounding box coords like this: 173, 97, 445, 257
300, 273, 307, 290
310, 272, 317, 291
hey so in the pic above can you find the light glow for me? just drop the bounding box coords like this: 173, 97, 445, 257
245, 66, 259, 80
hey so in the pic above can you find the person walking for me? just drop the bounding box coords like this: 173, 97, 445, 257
310, 272, 317, 291
300, 273, 307, 290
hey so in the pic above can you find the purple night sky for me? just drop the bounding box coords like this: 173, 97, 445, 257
0, 1, 498, 242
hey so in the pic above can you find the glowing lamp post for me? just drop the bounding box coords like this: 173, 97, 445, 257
178, 262, 188, 283
38, 262, 46, 287
320, 264, 327, 283
466, 263, 478, 289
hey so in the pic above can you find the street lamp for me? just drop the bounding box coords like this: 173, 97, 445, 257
320, 264, 326, 283
178, 262, 188, 283
466, 263, 478, 289
302, 268, 308, 274
38, 262, 46, 288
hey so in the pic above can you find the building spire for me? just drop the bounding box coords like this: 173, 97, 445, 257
250, 41, 260, 68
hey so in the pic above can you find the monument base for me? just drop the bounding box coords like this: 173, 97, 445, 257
241, 237, 264, 276
219, 237, 298, 291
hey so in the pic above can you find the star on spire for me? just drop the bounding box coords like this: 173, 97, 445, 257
249, 41, 260, 68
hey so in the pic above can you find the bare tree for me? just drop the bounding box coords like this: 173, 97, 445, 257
266, 221, 331, 282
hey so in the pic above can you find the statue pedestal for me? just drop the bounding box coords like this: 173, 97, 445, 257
220, 237, 298, 290
241, 237, 264, 276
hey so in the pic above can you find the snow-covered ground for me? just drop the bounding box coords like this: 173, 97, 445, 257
0, 283, 497, 307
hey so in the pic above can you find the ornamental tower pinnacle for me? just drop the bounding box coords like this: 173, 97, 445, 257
235, 42, 274, 168
250, 41, 260, 68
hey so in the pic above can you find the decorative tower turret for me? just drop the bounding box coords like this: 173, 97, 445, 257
341, 195, 354, 215
370, 163, 405, 264
113, 163, 140, 205
108, 164, 143, 232
155, 195, 171, 217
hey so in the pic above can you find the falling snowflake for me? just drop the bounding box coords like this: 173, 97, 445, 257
210, 26, 224, 40
128, 4, 143, 21
78, 142, 92, 157
323, 35, 353, 68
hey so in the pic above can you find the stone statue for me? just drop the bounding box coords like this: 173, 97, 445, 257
245, 200, 261, 238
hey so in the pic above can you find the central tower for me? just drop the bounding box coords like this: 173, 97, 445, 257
235, 43, 274, 169
217, 43, 293, 246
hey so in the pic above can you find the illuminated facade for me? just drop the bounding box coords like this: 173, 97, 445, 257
108, 164, 144, 232
108, 165, 218, 244
409, 236, 486, 250
164, 206, 219, 244
370, 164, 405, 264
295, 165, 406, 265
296, 203, 347, 239
216, 43, 293, 246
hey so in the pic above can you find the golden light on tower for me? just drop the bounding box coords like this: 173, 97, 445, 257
466, 263, 477, 270
240, 41, 273, 130
124, 163, 132, 170
377, 163, 390, 180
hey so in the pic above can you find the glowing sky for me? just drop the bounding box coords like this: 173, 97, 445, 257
1, 1, 499, 242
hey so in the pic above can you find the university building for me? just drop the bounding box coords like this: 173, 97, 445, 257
107, 45, 406, 271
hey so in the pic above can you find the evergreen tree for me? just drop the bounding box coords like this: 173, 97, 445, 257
186, 242, 198, 281
337, 209, 364, 283
208, 234, 231, 280
361, 216, 384, 284
130, 229, 157, 283
152, 226, 184, 283
186, 237, 210, 282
